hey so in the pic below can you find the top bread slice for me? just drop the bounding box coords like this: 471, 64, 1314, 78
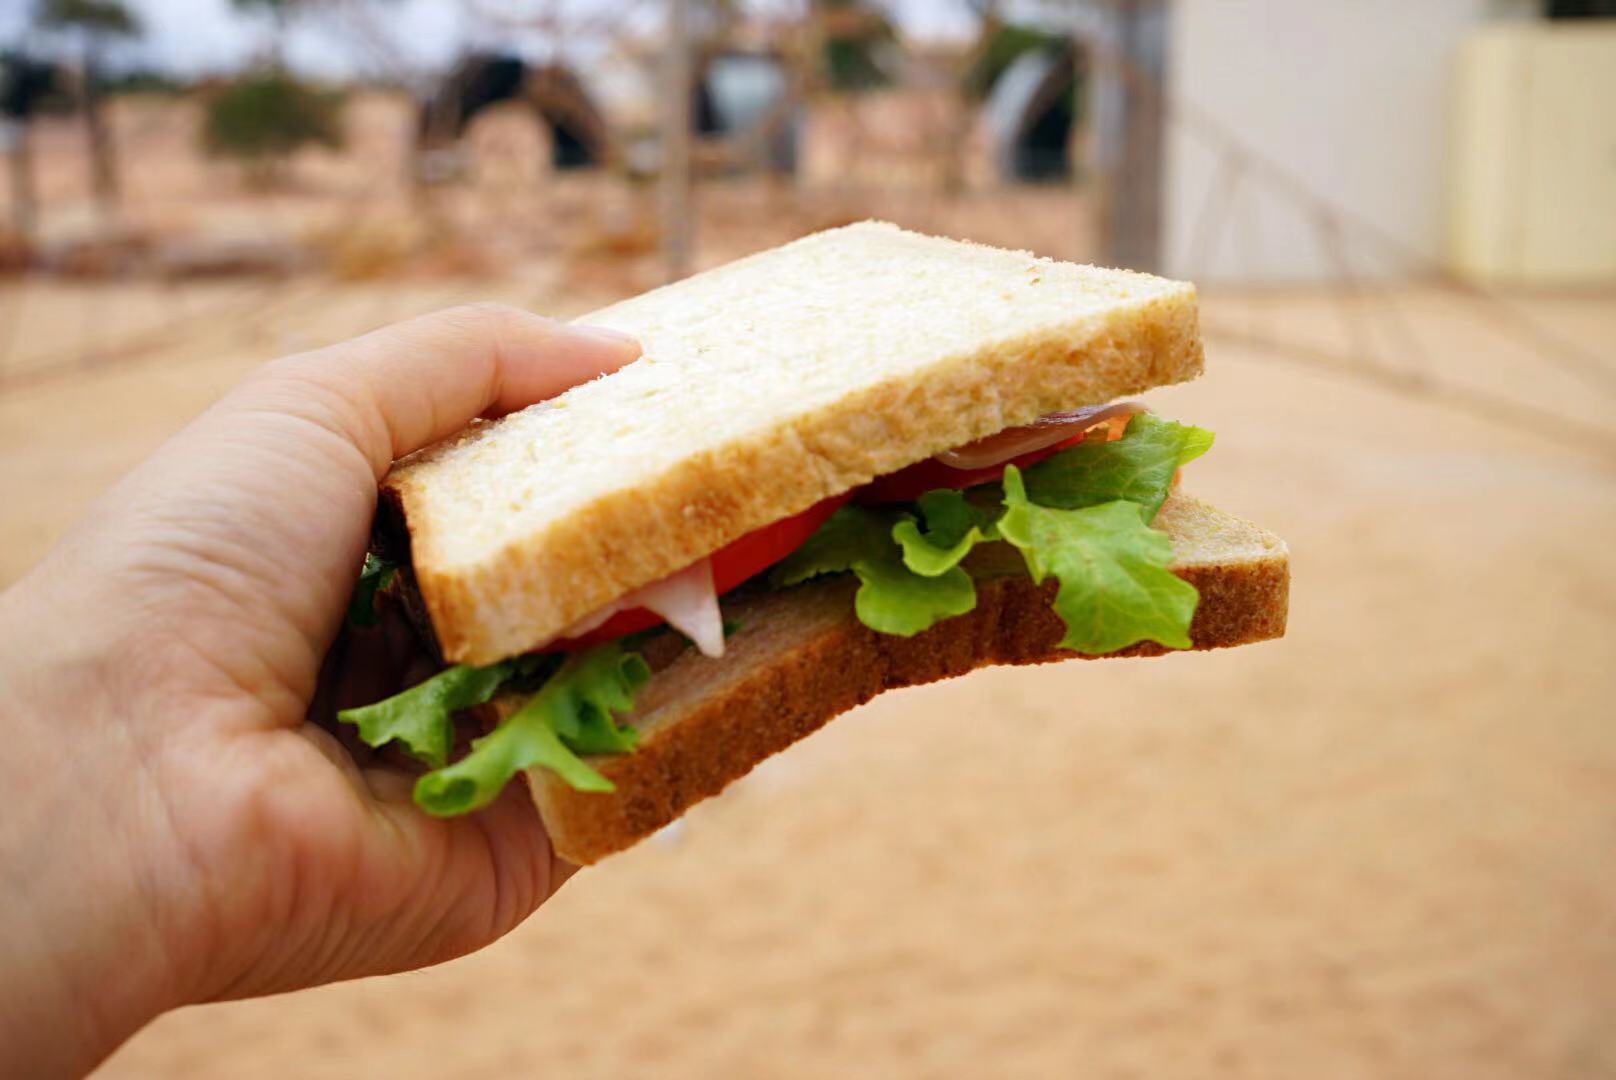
384, 221, 1204, 666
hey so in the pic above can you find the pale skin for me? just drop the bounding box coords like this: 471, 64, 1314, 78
0, 305, 643, 1076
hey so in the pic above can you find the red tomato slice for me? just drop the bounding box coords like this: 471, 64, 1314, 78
554, 492, 851, 649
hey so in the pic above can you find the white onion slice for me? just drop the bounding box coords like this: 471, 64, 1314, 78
560, 557, 726, 658
935, 402, 1147, 470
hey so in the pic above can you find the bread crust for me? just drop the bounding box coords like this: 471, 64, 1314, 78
530, 500, 1289, 864
385, 223, 1203, 665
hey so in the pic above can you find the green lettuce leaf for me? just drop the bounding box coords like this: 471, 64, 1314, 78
413, 644, 651, 816
346, 552, 397, 628
852, 552, 976, 635
346, 411, 1217, 816
1020, 412, 1214, 518
891, 489, 1000, 576
772, 504, 976, 636
337, 660, 513, 769
771, 504, 885, 587
997, 466, 1198, 654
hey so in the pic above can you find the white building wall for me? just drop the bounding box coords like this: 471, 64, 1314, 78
1163, 0, 1531, 283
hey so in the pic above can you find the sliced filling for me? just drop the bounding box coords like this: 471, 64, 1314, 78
340, 408, 1214, 815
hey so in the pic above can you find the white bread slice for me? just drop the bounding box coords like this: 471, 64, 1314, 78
526, 493, 1289, 865
384, 222, 1203, 665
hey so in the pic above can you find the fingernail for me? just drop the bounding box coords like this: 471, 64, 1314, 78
574, 323, 639, 346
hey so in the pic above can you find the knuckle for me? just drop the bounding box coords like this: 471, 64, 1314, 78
438, 301, 534, 330
238, 356, 388, 470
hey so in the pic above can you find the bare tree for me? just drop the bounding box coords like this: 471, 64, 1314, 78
2, 51, 59, 239
36, 0, 141, 223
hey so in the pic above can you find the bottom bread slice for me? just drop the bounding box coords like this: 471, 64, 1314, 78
528, 493, 1289, 864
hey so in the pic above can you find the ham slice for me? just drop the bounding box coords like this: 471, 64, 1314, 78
562, 558, 726, 658
934, 402, 1145, 470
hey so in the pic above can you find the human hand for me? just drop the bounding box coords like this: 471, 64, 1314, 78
0, 305, 640, 1076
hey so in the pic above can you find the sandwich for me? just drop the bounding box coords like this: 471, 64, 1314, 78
339, 222, 1290, 864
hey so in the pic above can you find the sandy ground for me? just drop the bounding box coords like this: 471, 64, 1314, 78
5, 97, 1616, 1079
0, 271, 1608, 1079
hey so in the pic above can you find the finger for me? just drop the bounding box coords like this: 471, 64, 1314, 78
247, 303, 641, 476
360, 765, 418, 804
297, 721, 369, 793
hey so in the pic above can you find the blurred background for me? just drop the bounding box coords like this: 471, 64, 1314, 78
2, 0, 1614, 1076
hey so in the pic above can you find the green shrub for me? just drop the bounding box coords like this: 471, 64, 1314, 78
202, 69, 345, 169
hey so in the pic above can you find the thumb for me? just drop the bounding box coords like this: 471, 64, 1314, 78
239, 303, 642, 475
77, 306, 640, 692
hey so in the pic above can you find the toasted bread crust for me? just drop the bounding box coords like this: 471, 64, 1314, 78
531, 506, 1288, 864
385, 223, 1203, 665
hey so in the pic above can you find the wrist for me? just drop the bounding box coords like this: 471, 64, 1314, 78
0, 576, 189, 1074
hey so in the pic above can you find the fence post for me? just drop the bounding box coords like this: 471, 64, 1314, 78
660, 0, 694, 283
1088, 0, 1168, 273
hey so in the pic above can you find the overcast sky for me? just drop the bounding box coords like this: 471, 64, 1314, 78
2, 1, 981, 79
